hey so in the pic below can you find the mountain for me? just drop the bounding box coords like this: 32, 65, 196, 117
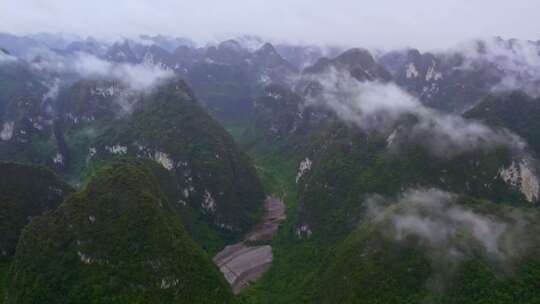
90, 80, 265, 247
138, 34, 195, 53
465, 90, 540, 154
0, 162, 73, 257
186, 40, 299, 121
246, 48, 394, 148
247, 84, 335, 150
379, 38, 540, 113
0, 59, 59, 168
292, 120, 538, 242
105, 40, 139, 63
379, 48, 502, 113
275, 44, 343, 70
4, 32, 540, 303
252, 43, 298, 84
318, 192, 540, 303
63, 37, 108, 56
0, 33, 43, 58
303, 48, 392, 82
6, 161, 234, 303
0, 59, 266, 249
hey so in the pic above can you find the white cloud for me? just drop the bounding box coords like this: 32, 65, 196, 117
305, 68, 525, 157
72, 53, 174, 90
453, 38, 540, 97
366, 189, 532, 260
0, 51, 17, 63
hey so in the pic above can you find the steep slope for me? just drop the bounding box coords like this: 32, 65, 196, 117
379, 38, 540, 113
0, 58, 58, 167
274, 44, 343, 70
53, 79, 139, 177
105, 40, 139, 63
6, 161, 234, 304
303, 48, 392, 82
0, 162, 73, 257
465, 91, 540, 154
379, 48, 502, 113
91, 80, 265, 246
293, 121, 538, 243
186, 40, 299, 121
319, 191, 540, 303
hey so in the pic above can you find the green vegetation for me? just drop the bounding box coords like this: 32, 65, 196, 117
215, 123, 325, 303
295, 122, 524, 244
6, 161, 234, 304
224, 108, 536, 303
318, 197, 540, 303
93, 80, 265, 248
465, 91, 540, 154
237, 151, 324, 304
0, 258, 9, 300
0, 161, 73, 257
63, 125, 108, 184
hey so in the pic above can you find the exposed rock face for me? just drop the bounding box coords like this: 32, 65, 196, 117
245, 196, 287, 242
213, 196, 286, 294
379, 48, 498, 113
152, 151, 174, 170
214, 244, 273, 294
406, 62, 420, 79
295, 223, 313, 239
296, 157, 313, 183
498, 160, 540, 202
0, 122, 14, 141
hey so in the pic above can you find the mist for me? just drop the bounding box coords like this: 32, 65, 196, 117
451, 38, 540, 97
363, 188, 539, 292
2, 1, 540, 50
304, 68, 525, 157
0, 51, 16, 63
72, 53, 174, 90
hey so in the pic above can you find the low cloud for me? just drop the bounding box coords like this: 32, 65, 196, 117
454, 38, 540, 97
384, 189, 507, 257
20, 50, 175, 114
304, 68, 525, 157
364, 188, 536, 290
0, 51, 17, 63
72, 53, 174, 90
41, 77, 61, 102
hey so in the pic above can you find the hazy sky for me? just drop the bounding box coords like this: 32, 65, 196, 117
2, 0, 540, 50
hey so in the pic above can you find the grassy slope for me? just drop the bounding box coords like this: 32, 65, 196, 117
319, 199, 540, 304
6, 161, 234, 304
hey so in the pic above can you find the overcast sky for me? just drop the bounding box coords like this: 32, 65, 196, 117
2, 0, 540, 50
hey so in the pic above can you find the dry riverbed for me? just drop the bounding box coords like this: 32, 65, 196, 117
213, 196, 286, 294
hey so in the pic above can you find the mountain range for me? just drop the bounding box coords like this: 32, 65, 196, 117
1, 32, 540, 303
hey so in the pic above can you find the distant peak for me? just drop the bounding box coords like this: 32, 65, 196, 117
257, 42, 277, 54
218, 39, 242, 51
335, 48, 376, 68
